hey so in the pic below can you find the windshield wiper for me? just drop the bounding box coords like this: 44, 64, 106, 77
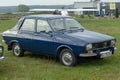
78, 28, 84, 32
69, 27, 84, 32
69, 27, 79, 29
58, 29, 66, 31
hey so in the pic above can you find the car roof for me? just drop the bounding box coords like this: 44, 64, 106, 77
24, 14, 71, 19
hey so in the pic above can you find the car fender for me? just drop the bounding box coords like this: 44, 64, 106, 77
56, 45, 73, 56
8, 40, 19, 50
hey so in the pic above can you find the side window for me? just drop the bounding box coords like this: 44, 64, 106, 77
20, 19, 35, 32
37, 19, 52, 33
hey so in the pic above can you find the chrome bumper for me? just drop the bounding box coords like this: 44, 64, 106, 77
0, 56, 4, 60
79, 47, 116, 58
2, 39, 5, 43
79, 53, 97, 57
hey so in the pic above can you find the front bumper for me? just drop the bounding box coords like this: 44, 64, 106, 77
79, 47, 116, 58
0, 56, 4, 60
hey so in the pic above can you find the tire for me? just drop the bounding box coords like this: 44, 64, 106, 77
59, 49, 77, 66
12, 43, 24, 57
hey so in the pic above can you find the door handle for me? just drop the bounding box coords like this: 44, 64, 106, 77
34, 34, 39, 36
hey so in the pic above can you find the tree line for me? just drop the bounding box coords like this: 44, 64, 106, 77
18, 4, 29, 12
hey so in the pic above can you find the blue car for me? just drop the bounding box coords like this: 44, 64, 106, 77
2, 15, 116, 66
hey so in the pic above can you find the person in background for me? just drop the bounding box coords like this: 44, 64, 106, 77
53, 9, 69, 16
53, 9, 61, 15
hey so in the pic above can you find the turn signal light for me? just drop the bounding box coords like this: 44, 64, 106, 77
87, 50, 92, 55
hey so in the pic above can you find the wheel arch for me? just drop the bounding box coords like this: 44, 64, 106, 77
56, 45, 73, 57
8, 40, 19, 50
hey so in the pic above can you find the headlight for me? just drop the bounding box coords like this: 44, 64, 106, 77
86, 44, 92, 50
111, 40, 115, 46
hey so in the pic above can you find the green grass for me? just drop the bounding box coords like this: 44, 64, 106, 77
0, 16, 120, 80
0, 19, 18, 33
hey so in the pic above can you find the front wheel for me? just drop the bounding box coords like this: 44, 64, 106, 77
59, 49, 77, 66
12, 43, 24, 57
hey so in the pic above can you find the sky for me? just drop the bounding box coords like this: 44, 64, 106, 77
0, 0, 120, 6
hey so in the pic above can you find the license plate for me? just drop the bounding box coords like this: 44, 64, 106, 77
100, 50, 112, 58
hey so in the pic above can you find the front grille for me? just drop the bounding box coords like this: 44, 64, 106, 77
92, 41, 111, 49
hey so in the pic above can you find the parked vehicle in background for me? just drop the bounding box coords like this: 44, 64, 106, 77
0, 44, 4, 60
2, 15, 116, 66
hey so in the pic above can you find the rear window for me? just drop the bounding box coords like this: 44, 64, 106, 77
20, 19, 35, 32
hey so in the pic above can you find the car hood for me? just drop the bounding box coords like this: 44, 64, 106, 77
55, 30, 114, 46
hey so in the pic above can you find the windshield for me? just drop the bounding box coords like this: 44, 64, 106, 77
48, 18, 65, 31
49, 18, 84, 31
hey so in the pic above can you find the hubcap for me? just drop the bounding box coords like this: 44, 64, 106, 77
62, 52, 73, 66
14, 45, 20, 56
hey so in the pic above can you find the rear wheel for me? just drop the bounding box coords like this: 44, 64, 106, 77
59, 49, 77, 66
12, 43, 24, 57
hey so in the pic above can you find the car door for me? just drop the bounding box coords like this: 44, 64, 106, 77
32, 19, 56, 55
17, 18, 35, 51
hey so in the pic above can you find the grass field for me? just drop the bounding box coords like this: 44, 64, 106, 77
0, 16, 120, 80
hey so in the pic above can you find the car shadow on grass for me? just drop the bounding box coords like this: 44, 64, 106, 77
24, 52, 113, 67
77, 57, 113, 67
24, 52, 56, 60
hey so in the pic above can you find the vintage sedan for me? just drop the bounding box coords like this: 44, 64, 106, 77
2, 15, 116, 66
0, 44, 4, 60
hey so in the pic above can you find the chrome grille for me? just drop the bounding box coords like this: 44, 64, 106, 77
92, 41, 111, 49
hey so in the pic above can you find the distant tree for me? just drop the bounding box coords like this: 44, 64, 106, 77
62, 6, 65, 9
115, 8, 119, 18
18, 4, 29, 12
